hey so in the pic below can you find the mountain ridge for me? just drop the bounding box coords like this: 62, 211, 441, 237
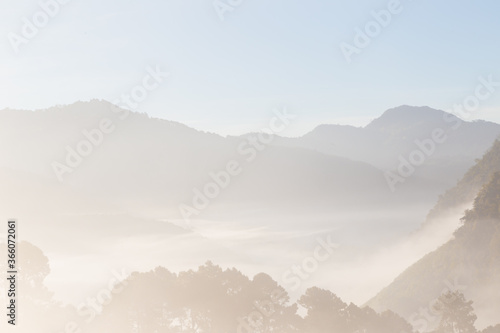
273, 105, 500, 191
367, 147, 500, 330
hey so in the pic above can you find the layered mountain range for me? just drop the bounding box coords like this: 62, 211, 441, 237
1, 101, 499, 329
1, 101, 498, 220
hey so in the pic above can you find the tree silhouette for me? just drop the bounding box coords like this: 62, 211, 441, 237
299, 287, 348, 332
433, 291, 477, 333
0, 241, 77, 333
93, 264, 425, 333
96, 261, 300, 332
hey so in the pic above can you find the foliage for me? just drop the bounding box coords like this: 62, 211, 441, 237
433, 291, 477, 333
428, 140, 500, 219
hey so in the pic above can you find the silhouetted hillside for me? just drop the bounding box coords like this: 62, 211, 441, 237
367, 172, 500, 330
427, 140, 500, 220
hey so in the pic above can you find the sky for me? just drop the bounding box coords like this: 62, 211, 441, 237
1, 0, 500, 136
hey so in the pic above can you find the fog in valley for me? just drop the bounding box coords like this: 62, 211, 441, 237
1, 2, 500, 332
1, 102, 499, 332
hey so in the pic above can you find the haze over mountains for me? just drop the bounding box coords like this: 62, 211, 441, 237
1, 101, 499, 218
368, 161, 500, 329
1, 100, 499, 328
272, 105, 500, 189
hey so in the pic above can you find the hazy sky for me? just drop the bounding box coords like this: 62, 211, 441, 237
1, 0, 500, 136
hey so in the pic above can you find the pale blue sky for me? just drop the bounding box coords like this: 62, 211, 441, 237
1, 0, 499, 136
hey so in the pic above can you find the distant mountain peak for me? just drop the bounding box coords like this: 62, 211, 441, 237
365, 105, 460, 130
307, 123, 363, 136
